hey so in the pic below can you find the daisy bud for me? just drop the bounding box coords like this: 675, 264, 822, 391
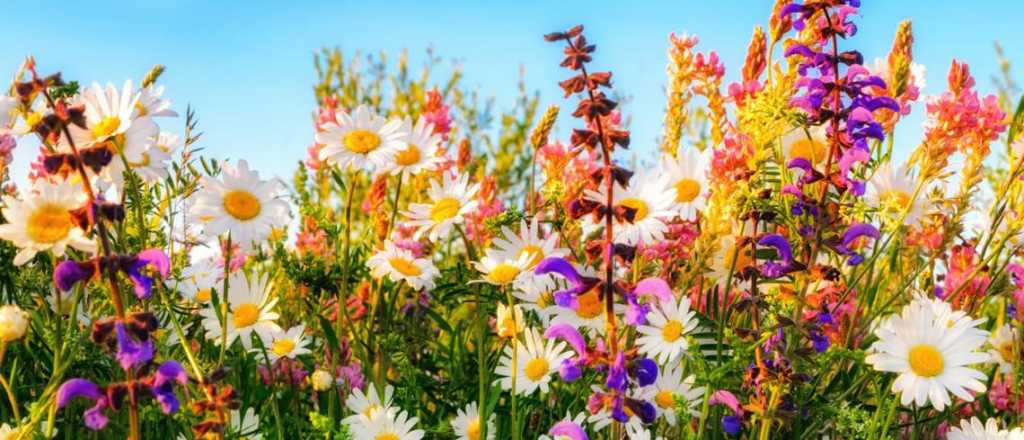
310, 369, 334, 392
0, 305, 28, 342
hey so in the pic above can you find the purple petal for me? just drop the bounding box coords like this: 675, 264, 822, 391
114, 321, 153, 371
842, 223, 879, 247
535, 257, 583, 285
633, 277, 673, 304
544, 324, 586, 355
549, 421, 588, 440
758, 234, 793, 264
53, 260, 95, 292
56, 378, 101, 408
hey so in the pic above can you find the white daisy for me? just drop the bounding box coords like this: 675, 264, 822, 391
178, 256, 220, 304
404, 172, 479, 242
228, 408, 261, 440
133, 84, 177, 118
315, 105, 405, 171
153, 131, 183, 154
495, 302, 525, 339
382, 116, 445, 176
475, 250, 531, 286
259, 325, 311, 362
124, 130, 175, 184
512, 280, 556, 324
946, 417, 1021, 440
639, 364, 705, 426
349, 407, 425, 440
367, 241, 440, 290
584, 169, 675, 245
450, 402, 495, 440
865, 297, 990, 410
781, 125, 829, 166
987, 323, 1018, 374
660, 145, 711, 220
199, 272, 281, 350
636, 296, 699, 365
867, 163, 924, 226
67, 81, 139, 147
490, 218, 567, 292
494, 327, 571, 396
0, 180, 95, 265
0, 96, 21, 134
190, 159, 290, 248
344, 385, 395, 426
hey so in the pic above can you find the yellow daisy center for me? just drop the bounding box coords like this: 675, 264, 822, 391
232, 303, 261, 329
395, 144, 421, 166
271, 338, 296, 357
343, 129, 381, 154
525, 357, 550, 381
908, 344, 944, 377
375, 433, 399, 440
519, 245, 545, 268
789, 137, 827, 163
91, 116, 121, 139
222, 190, 262, 221
674, 178, 701, 203
880, 190, 911, 211
576, 290, 603, 319
362, 404, 380, 417
128, 152, 151, 168
655, 390, 675, 409
430, 197, 461, 222
27, 204, 73, 244
619, 197, 649, 221
998, 342, 1014, 363
195, 288, 213, 303
662, 319, 684, 342
388, 257, 423, 277
134, 101, 148, 117
487, 263, 521, 285
467, 419, 481, 440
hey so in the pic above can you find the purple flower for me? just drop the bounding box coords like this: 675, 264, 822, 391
126, 248, 170, 299
625, 278, 674, 326
57, 378, 109, 430
632, 357, 658, 387
535, 257, 600, 309
545, 324, 586, 355
810, 330, 830, 353
114, 321, 154, 371
605, 352, 626, 391
53, 260, 96, 292
723, 415, 741, 436
151, 361, 188, 414
757, 234, 794, 278
558, 359, 583, 382
835, 222, 879, 265
548, 420, 588, 440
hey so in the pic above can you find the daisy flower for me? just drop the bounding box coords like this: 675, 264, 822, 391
315, 105, 405, 170
260, 325, 311, 362
228, 408, 261, 440
178, 256, 220, 304
199, 272, 281, 350
495, 302, 525, 338
367, 241, 440, 290
864, 297, 990, 410
495, 327, 571, 396
587, 386, 645, 433
382, 116, 445, 176
987, 323, 1018, 374
475, 250, 531, 286
404, 172, 479, 242
549, 288, 613, 336
133, 84, 177, 118
67, 81, 139, 147
781, 125, 829, 166
190, 159, 290, 248
640, 364, 705, 426
490, 218, 567, 291
153, 131, 183, 154
512, 281, 556, 323
947, 417, 1022, 440
709, 234, 753, 282
866, 163, 924, 226
584, 169, 675, 245
124, 134, 173, 184
0, 180, 95, 265
659, 145, 711, 220
636, 296, 699, 365
344, 385, 395, 426
450, 402, 495, 440
349, 407, 425, 440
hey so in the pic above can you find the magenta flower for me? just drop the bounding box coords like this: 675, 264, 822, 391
535, 257, 600, 309
548, 420, 588, 440
57, 378, 109, 430
150, 361, 188, 414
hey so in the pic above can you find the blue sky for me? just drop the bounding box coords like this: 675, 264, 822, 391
4, 1, 1023, 183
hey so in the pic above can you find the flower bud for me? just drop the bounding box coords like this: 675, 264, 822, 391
0, 305, 28, 342
310, 369, 334, 392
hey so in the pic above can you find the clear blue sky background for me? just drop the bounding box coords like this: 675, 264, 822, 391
4, 1, 1023, 183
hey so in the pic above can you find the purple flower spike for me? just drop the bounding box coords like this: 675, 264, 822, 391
757, 234, 794, 278
836, 222, 879, 265
57, 378, 109, 430
549, 420, 588, 440
723, 415, 741, 436
632, 357, 658, 386
544, 324, 586, 355
151, 361, 188, 414
535, 257, 583, 284
559, 359, 583, 382
606, 352, 626, 391
53, 260, 96, 292
114, 321, 154, 371
128, 248, 170, 299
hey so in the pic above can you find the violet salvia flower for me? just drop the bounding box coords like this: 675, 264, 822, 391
631, 357, 658, 387
758, 234, 795, 278
127, 248, 170, 299
57, 378, 109, 430
54, 259, 96, 292
150, 361, 188, 414
606, 352, 627, 391
835, 222, 879, 265
535, 256, 600, 308
114, 321, 154, 371
545, 324, 588, 381
625, 278, 674, 326
53, 248, 170, 299
548, 420, 588, 440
